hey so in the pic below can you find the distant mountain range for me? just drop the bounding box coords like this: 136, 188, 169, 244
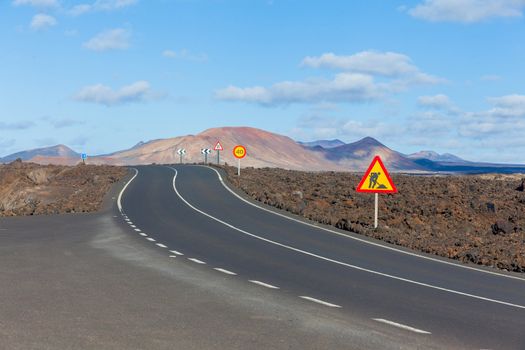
297, 139, 346, 149
1, 127, 524, 173
406, 150, 465, 163
0, 144, 80, 165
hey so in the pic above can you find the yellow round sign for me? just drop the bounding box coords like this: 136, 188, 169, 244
233, 145, 247, 159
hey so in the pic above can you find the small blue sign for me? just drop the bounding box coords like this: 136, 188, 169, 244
81, 153, 87, 160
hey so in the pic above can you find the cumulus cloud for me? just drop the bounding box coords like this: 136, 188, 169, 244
12, 0, 58, 7
217, 51, 442, 106
74, 81, 152, 106
408, 0, 525, 23
69, 0, 137, 15
30, 13, 57, 30
303, 51, 417, 76
417, 94, 453, 109
217, 73, 382, 105
83, 28, 130, 51
163, 49, 208, 62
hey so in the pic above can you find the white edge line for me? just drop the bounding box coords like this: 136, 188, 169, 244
188, 258, 206, 264
139, 233, 148, 237
214, 268, 237, 275
146, 237, 156, 242
373, 318, 431, 335
202, 165, 525, 283
156, 243, 168, 248
249, 280, 280, 289
299, 296, 341, 308
134, 228, 141, 232
168, 167, 525, 310
169, 250, 183, 256
117, 168, 139, 213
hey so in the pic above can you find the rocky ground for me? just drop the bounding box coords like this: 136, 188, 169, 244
222, 166, 525, 273
0, 160, 127, 216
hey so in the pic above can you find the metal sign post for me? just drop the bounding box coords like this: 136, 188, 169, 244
81, 153, 87, 164
214, 141, 224, 165
374, 193, 379, 229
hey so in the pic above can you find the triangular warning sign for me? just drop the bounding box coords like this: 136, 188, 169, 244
356, 156, 397, 193
214, 141, 224, 151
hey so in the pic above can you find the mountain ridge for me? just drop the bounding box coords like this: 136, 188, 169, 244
2, 127, 524, 173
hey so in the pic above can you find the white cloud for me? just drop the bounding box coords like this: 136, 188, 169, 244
83, 28, 130, 51
69, 4, 92, 15
30, 13, 57, 30
163, 49, 208, 62
302, 51, 420, 77
217, 73, 382, 105
408, 0, 525, 23
487, 94, 525, 117
69, 0, 137, 15
12, 0, 58, 7
94, 0, 137, 10
218, 51, 442, 106
418, 94, 452, 109
74, 81, 152, 106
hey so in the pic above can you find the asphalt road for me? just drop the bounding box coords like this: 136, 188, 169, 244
1, 164, 524, 349
119, 165, 525, 349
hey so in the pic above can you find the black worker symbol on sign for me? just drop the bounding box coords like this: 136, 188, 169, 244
368, 172, 387, 189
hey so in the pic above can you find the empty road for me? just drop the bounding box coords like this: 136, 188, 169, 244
119, 165, 525, 349
2, 164, 525, 349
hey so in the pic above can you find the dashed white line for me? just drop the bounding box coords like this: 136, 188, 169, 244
129, 225, 136, 228
299, 296, 341, 308
139, 233, 148, 237
134, 228, 141, 232
169, 255, 178, 258
188, 258, 206, 264
249, 280, 280, 289
214, 268, 237, 275
169, 167, 525, 310
373, 318, 431, 335
169, 250, 184, 256
146, 237, 156, 242
156, 243, 168, 248
204, 166, 525, 283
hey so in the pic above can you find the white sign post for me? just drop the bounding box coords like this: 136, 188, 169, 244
233, 145, 247, 176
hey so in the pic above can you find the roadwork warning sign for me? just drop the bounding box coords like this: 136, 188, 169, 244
356, 156, 397, 193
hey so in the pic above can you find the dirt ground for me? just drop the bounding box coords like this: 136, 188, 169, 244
222, 166, 525, 273
0, 160, 127, 216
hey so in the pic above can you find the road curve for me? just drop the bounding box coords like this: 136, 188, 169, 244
120, 165, 525, 349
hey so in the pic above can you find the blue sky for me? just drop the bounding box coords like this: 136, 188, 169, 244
1, 0, 525, 163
